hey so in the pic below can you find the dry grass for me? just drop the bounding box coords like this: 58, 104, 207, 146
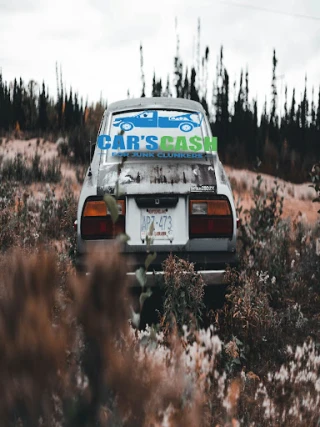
0, 240, 319, 426
0, 145, 319, 426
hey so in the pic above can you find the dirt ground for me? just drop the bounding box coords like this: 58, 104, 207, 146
225, 166, 319, 224
1, 138, 319, 225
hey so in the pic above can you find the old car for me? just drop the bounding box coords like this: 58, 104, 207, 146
75, 97, 238, 319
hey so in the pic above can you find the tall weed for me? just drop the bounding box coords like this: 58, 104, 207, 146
0, 153, 61, 184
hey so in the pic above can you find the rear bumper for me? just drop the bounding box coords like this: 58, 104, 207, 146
75, 250, 238, 287
126, 269, 226, 287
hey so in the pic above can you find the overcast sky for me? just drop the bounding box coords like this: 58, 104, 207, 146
0, 0, 319, 116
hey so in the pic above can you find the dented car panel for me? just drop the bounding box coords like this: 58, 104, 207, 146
76, 97, 238, 284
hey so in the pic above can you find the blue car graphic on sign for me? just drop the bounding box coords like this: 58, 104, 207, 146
113, 110, 203, 132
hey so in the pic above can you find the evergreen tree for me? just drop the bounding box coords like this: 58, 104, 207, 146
12, 78, 25, 130
190, 67, 199, 102
140, 43, 146, 98
24, 80, 38, 131
0, 72, 4, 130
311, 87, 316, 127
64, 89, 74, 130
151, 72, 162, 97
152, 72, 156, 97
182, 68, 189, 99
259, 97, 269, 161
269, 49, 280, 153
316, 87, 320, 131
38, 82, 48, 131
300, 75, 309, 158
270, 49, 278, 126
288, 89, 298, 153
163, 75, 172, 97
245, 68, 249, 111
284, 86, 288, 125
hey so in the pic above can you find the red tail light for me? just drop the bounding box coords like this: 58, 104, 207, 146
189, 198, 233, 238
81, 198, 125, 239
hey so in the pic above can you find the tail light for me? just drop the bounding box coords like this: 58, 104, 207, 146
189, 198, 233, 238
81, 198, 125, 239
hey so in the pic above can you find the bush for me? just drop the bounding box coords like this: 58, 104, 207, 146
310, 162, 320, 210
0, 248, 319, 426
0, 153, 61, 184
161, 254, 206, 334
0, 178, 77, 259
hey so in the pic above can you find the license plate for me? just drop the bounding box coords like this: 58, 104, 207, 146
140, 208, 173, 240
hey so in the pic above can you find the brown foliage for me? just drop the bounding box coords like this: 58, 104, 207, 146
0, 249, 71, 425
0, 247, 206, 427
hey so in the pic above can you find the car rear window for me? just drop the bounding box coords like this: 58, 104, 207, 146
99, 108, 216, 163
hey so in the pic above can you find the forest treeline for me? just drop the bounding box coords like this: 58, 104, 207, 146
0, 43, 319, 182
149, 44, 320, 183
0, 69, 106, 163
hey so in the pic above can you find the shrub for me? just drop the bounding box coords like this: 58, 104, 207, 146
161, 254, 206, 335
0, 249, 72, 425
0, 153, 61, 184
310, 162, 320, 211
0, 245, 319, 426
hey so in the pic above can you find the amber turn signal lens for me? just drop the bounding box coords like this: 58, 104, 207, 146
190, 199, 231, 216
83, 201, 107, 217
83, 199, 126, 217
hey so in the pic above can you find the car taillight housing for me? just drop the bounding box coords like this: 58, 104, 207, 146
81, 198, 125, 239
189, 198, 233, 238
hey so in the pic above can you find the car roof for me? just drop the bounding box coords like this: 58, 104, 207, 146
105, 97, 206, 114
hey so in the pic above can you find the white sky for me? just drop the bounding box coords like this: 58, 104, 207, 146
0, 0, 319, 117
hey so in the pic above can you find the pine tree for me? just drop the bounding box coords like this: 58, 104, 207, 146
189, 68, 199, 101
203, 46, 209, 100
290, 89, 296, 123
259, 97, 269, 161
300, 75, 309, 158
64, 89, 74, 130
280, 85, 289, 156
311, 87, 316, 127
288, 88, 299, 153
284, 86, 288, 124
316, 87, 320, 131
25, 80, 38, 131
174, 36, 183, 98
182, 68, 189, 98
56, 64, 64, 131
74, 93, 81, 126
163, 75, 172, 97
221, 68, 229, 146
151, 72, 162, 97
152, 72, 157, 97
140, 43, 146, 97
0, 72, 4, 129
245, 68, 249, 111
269, 49, 280, 158
38, 82, 48, 131
270, 49, 278, 126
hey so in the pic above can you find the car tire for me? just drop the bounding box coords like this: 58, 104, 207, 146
120, 122, 134, 131
179, 123, 193, 132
